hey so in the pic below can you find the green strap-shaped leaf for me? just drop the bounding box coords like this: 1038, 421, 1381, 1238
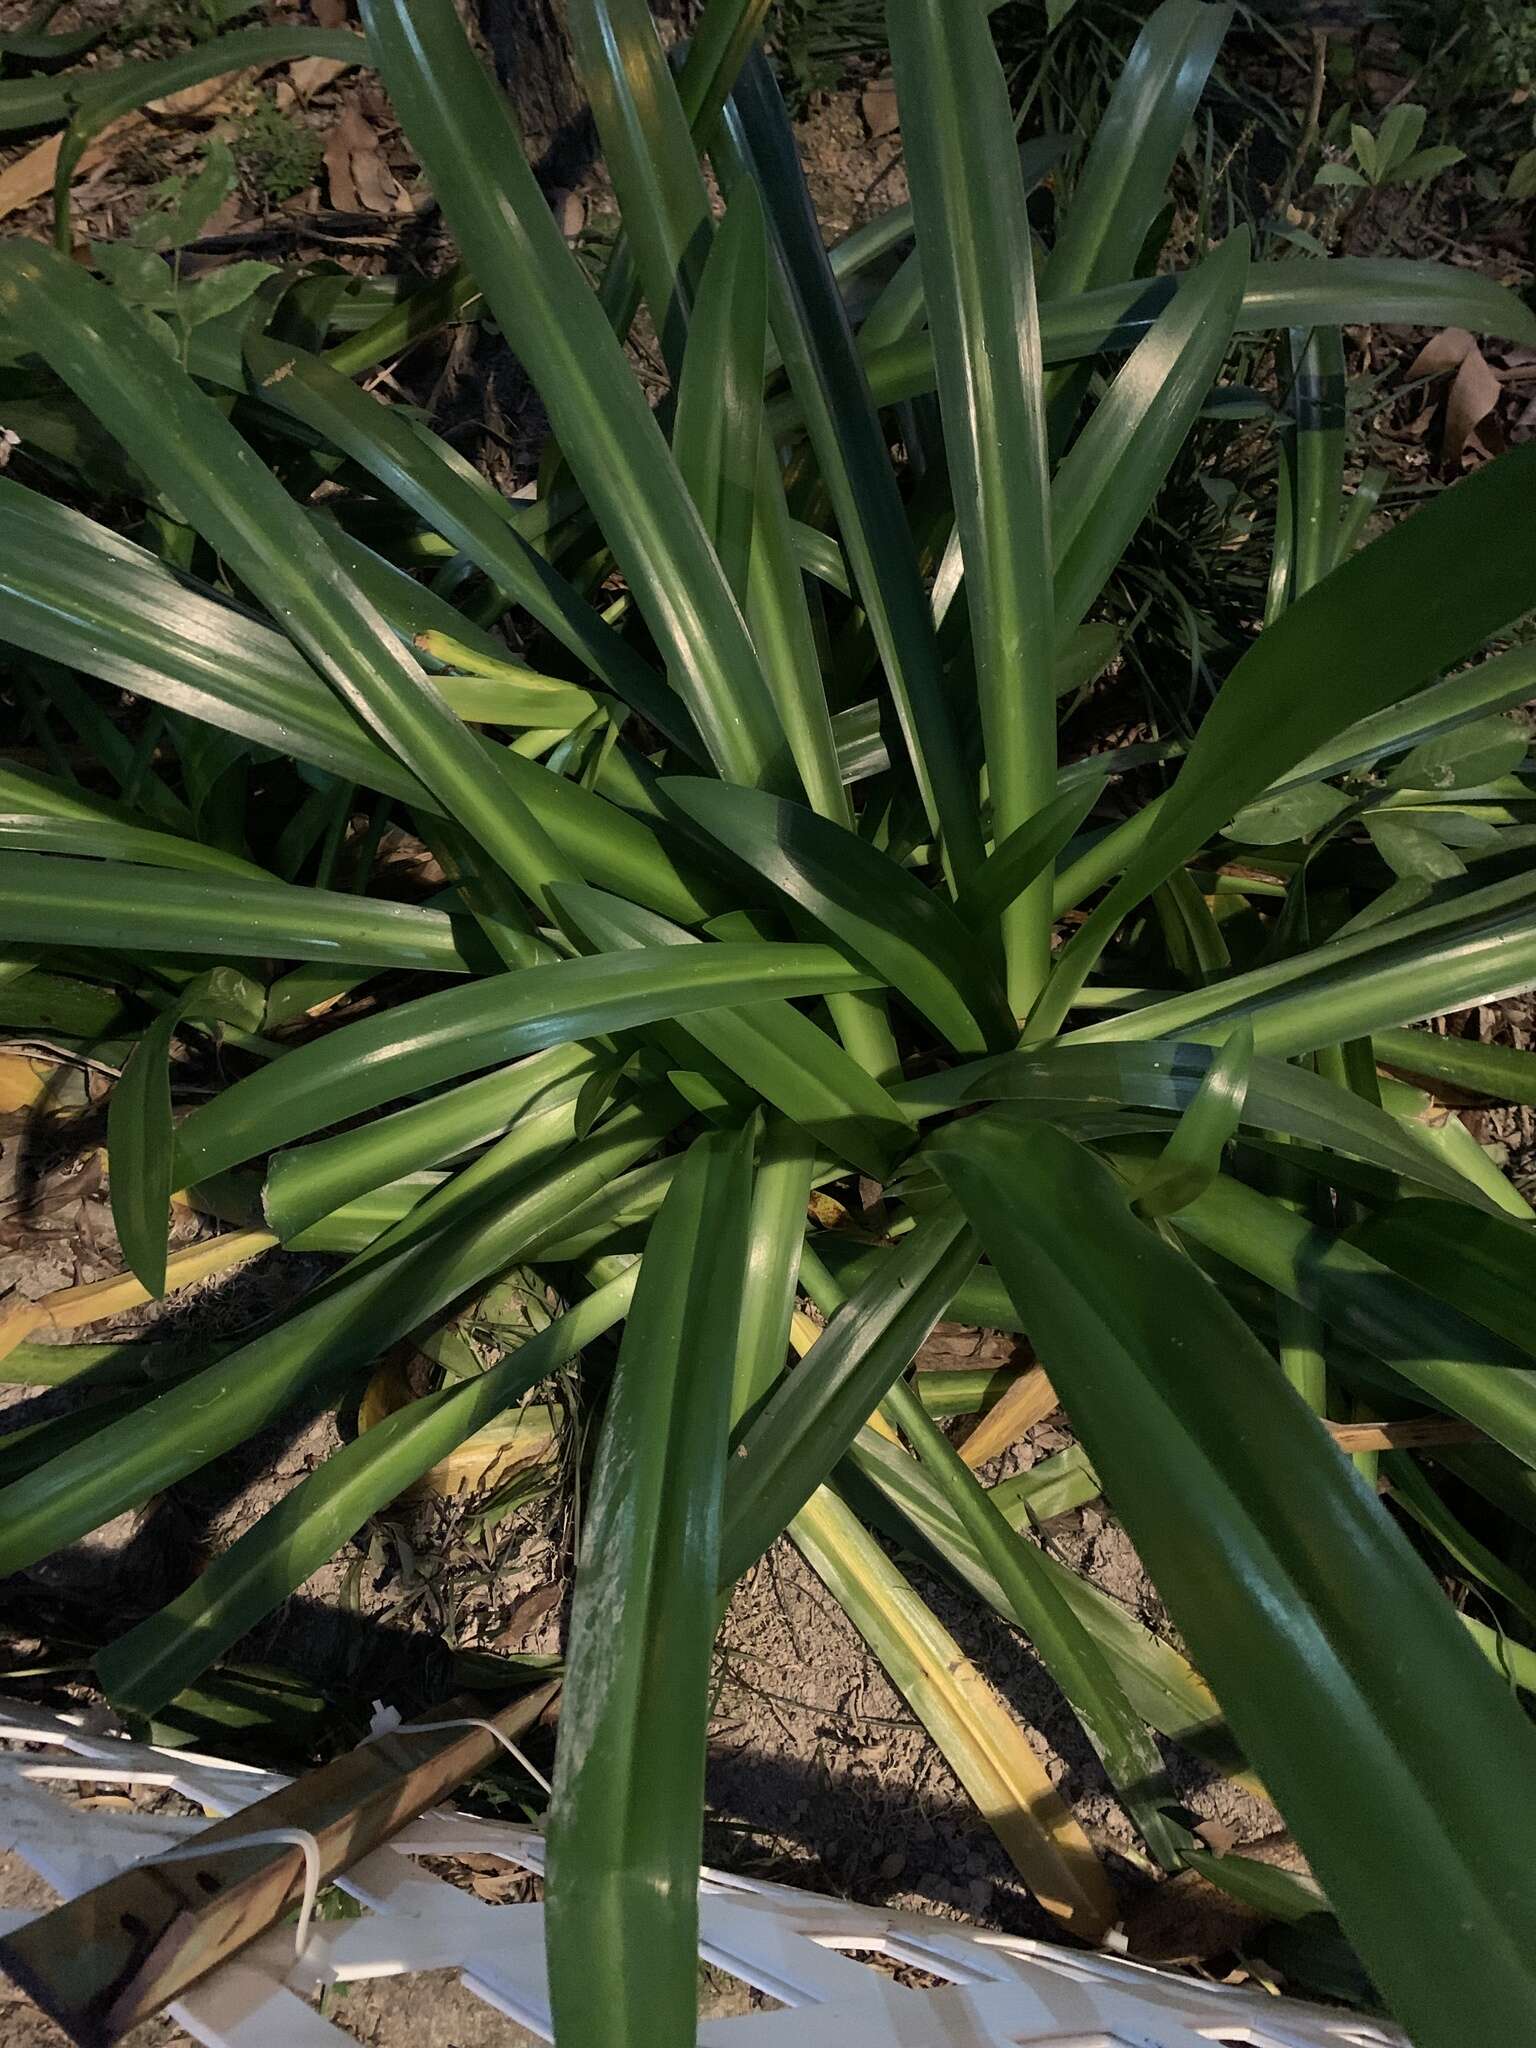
732, 1114, 815, 1430
0, 1106, 672, 1579
361, 0, 786, 791
1348, 1200, 1536, 1355
1062, 863, 1536, 1059
841, 259, 1536, 415
96, 1270, 637, 1717
110, 968, 265, 1296
548, 1128, 751, 2048
262, 1043, 603, 1243
568, 0, 715, 374
882, 1375, 1187, 1868
591, 50, 854, 842
1372, 1023, 1536, 1105
721, 1203, 978, 1584
842, 1424, 1243, 1774
171, 941, 878, 1187
1269, 643, 1536, 794
0, 852, 477, 973
1168, 1171, 1536, 1467
551, 882, 911, 1176
720, 51, 983, 886
1132, 1021, 1253, 1217
928, 1110, 1536, 2048
1385, 1452, 1536, 1633
238, 336, 696, 756
0, 244, 573, 919
672, 184, 766, 607
956, 1036, 1488, 1208
1039, 0, 1230, 304
0, 481, 723, 927
1051, 232, 1249, 635
1286, 326, 1347, 599
955, 785, 1100, 933
593, 0, 774, 341
0, 813, 268, 881
889, 0, 1055, 1009
662, 778, 1014, 1054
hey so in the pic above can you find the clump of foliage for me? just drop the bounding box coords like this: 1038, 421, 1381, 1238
3, 6, 1536, 2048
227, 87, 325, 205
1316, 101, 1464, 193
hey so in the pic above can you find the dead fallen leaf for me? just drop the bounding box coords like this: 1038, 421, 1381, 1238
1443, 342, 1503, 466
1405, 325, 1477, 382
1403, 326, 1503, 467
312, 0, 350, 24
546, 186, 585, 238
0, 1053, 58, 1114
150, 71, 258, 120
323, 102, 399, 214
286, 54, 353, 102
0, 119, 134, 223
957, 1363, 1059, 1469
860, 79, 899, 139
494, 1581, 564, 1646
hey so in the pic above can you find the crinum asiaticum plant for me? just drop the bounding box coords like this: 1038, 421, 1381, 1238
2, 2, 1536, 2042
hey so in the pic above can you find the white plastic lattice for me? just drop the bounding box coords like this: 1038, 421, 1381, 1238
0, 1698, 1407, 2048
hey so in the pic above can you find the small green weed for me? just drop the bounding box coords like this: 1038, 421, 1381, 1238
229, 89, 326, 206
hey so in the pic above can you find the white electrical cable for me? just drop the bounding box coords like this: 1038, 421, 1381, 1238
361, 1715, 553, 1796
145, 1828, 323, 1959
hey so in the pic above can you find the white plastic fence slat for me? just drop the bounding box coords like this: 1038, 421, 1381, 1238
171, 1959, 353, 2048
699, 1897, 892, 2008
697, 1976, 1110, 2048
0, 1698, 1409, 2048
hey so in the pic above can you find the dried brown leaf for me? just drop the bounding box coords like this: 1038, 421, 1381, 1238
494, 1580, 564, 1645
323, 102, 399, 214
860, 80, 900, 139
1405, 325, 1476, 382
1443, 340, 1503, 466
288, 55, 353, 101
